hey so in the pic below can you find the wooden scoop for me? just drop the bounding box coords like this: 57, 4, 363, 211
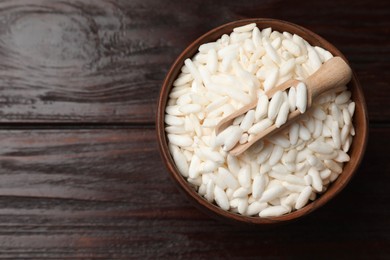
215, 57, 352, 156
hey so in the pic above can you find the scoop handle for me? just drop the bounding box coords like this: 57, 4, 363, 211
306, 57, 352, 103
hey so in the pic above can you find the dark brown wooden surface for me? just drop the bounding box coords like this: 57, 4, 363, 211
0, 0, 388, 258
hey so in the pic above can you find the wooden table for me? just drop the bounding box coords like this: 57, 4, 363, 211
0, 0, 388, 258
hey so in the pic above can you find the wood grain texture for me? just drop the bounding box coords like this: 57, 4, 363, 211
0, 128, 388, 258
0, 0, 388, 258
0, 0, 387, 123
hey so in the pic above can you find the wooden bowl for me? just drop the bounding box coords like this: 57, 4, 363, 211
156, 18, 368, 225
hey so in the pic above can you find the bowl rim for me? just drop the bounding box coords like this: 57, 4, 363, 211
156, 18, 369, 225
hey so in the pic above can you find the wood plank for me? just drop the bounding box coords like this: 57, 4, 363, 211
0, 128, 388, 258
0, 0, 388, 123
